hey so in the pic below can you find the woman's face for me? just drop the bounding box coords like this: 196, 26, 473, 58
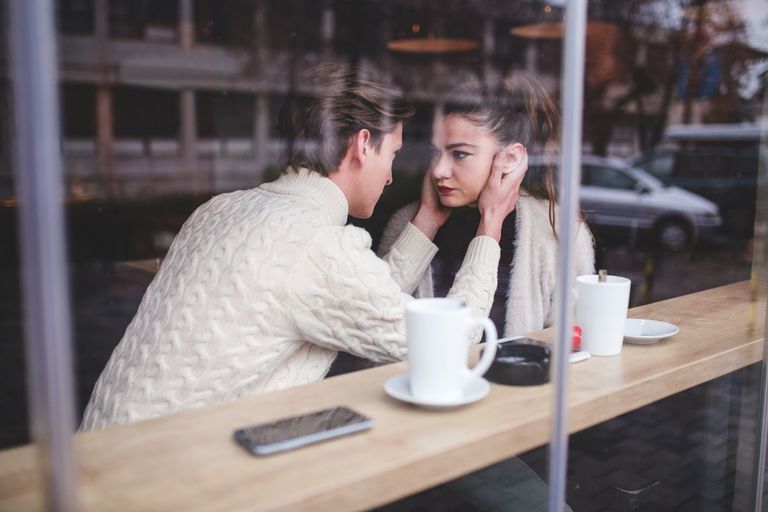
430, 114, 499, 208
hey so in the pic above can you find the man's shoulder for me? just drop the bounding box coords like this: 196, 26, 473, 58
289, 224, 381, 281
306, 223, 373, 249
181, 189, 322, 248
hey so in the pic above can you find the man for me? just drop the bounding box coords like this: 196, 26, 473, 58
81, 64, 503, 431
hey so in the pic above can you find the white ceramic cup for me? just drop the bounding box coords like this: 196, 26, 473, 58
405, 298, 498, 404
575, 274, 631, 356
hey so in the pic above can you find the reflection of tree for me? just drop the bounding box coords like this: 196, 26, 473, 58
679, 0, 758, 123
582, 19, 634, 155
584, 0, 765, 155
582, 0, 676, 154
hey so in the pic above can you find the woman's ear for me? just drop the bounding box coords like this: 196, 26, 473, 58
500, 142, 528, 174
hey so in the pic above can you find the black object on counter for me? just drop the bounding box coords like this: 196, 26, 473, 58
483, 339, 551, 386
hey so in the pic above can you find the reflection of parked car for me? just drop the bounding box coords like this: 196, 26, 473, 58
578, 155, 721, 251
532, 155, 722, 252
630, 123, 764, 238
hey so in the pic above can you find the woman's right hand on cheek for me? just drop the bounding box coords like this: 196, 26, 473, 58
412, 170, 451, 240
476, 151, 527, 240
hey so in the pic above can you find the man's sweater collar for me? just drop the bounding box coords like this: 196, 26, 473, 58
261, 167, 349, 225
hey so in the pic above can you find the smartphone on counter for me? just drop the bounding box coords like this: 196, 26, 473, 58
233, 406, 373, 456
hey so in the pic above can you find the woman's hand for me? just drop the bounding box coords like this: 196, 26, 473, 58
412, 170, 451, 240
476, 149, 528, 241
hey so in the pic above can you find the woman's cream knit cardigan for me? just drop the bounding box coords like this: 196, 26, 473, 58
379, 195, 595, 337
81, 169, 501, 431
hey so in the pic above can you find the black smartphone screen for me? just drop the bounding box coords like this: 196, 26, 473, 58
233, 406, 373, 455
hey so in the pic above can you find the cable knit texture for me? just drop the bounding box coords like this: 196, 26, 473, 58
379, 195, 596, 337
81, 168, 500, 431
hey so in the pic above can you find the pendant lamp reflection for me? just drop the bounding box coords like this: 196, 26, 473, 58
510, 20, 627, 90
387, 35, 479, 53
387, 19, 478, 54
510, 21, 618, 40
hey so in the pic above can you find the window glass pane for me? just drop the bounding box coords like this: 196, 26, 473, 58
113, 86, 179, 139
196, 91, 254, 140
0, 69, 23, 450
639, 151, 674, 182
61, 83, 96, 138
332, 1, 385, 57
569, 1, 768, 510
1, 2, 767, 512
57, 0, 94, 35
110, 0, 178, 41
584, 165, 636, 189
265, 0, 324, 51
194, 0, 253, 47
536, 39, 562, 76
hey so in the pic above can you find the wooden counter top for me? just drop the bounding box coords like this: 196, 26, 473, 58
0, 281, 764, 511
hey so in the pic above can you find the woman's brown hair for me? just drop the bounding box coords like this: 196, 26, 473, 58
442, 75, 560, 235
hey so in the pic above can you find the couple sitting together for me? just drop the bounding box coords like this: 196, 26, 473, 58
81, 64, 594, 432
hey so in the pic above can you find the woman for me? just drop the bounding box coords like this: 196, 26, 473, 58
380, 76, 595, 337
376, 76, 587, 512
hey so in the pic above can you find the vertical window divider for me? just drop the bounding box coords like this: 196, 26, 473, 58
548, 1, 588, 511
9, 0, 78, 510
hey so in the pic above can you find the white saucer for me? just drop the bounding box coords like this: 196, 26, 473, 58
624, 318, 680, 344
384, 373, 490, 408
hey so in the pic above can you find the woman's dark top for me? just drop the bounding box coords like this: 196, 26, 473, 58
432, 207, 517, 335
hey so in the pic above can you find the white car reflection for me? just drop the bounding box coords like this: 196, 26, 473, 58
535, 155, 722, 251
579, 155, 721, 251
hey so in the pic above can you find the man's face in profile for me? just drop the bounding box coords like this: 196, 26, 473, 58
349, 122, 403, 219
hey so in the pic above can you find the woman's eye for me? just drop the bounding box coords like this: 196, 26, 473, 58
452, 151, 470, 160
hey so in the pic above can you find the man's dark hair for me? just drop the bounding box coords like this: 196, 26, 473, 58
279, 64, 414, 176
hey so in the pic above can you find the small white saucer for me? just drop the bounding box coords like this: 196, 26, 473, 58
384, 373, 490, 408
624, 318, 679, 344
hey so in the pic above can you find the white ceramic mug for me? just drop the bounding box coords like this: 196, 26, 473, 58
575, 274, 631, 356
405, 298, 498, 404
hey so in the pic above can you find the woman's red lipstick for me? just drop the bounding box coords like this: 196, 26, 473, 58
437, 186, 455, 194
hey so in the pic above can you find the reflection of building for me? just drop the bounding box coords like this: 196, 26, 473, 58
0, 0, 763, 200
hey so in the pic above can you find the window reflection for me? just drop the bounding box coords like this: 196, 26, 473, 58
58, 0, 94, 35
113, 86, 180, 145
110, 0, 178, 41
196, 91, 254, 146
584, 165, 638, 190
194, 0, 254, 47
0, 0, 767, 510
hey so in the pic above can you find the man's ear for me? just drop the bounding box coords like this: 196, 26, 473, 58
348, 129, 372, 168
500, 142, 528, 173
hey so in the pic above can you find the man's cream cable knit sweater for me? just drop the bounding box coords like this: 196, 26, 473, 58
81, 169, 500, 431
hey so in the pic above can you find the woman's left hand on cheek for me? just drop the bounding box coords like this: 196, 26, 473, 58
479, 150, 527, 216
475, 150, 527, 240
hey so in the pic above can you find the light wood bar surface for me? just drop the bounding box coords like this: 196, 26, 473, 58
0, 281, 764, 511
